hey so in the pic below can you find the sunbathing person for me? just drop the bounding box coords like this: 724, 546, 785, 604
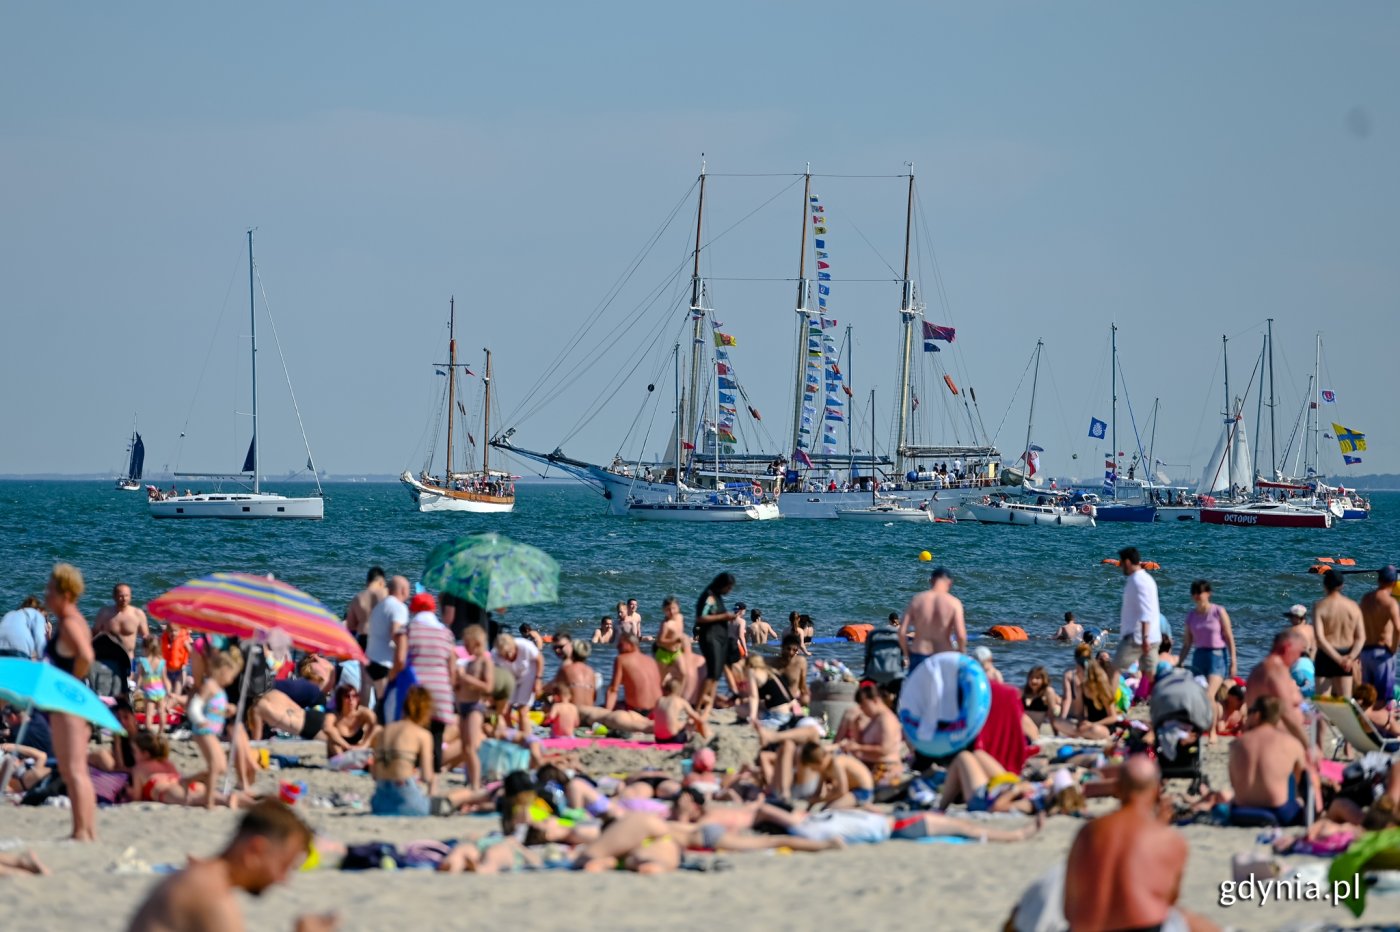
1, 741, 50, 793
127, 732, 254, 808
573, 704, 654, 736
1227, 695, 1315, 827
543, 683, 581, 738
370, 686, 437, 816
436, 835, 544, 874
1051, 649, 1120, 740
325, 684, 378, 756
937, 748, 1084, 815
668, 787, 843, 853
571, 810, 682, 873
834, 683, 904, 785
249, 686, 333, 745
0, 850, 49, 877
797, 742, 875, 809
1354, 683, 1400, 737
652, 678, 707, 745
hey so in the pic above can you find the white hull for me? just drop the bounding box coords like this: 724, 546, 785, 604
957, 502, 1095, 527
627, 498, 781, 522
400, 474, 515, 514
149, 492, 324, 520
115, 480, 142, 492
779, 484, 986, 519
835, 506, 933, 522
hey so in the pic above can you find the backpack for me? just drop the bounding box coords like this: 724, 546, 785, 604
863, 628, 904, 684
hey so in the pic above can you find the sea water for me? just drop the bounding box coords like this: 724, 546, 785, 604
2, 480, 1395, 686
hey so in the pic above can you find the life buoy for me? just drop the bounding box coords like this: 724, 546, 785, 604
987, 625, 1028, 641
1079, 504, 1094, 516
897, 654, 992, 758
837, 623, 874, 643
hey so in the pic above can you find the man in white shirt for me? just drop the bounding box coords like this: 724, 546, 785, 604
492, 632, 543, 731
364, 576, 410, 705
1114, 546, 1161, 693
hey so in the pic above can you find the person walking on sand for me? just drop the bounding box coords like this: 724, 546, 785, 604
126, 800, 336, 932
898, 567, 966, 670
1314, 569, 1365, 699
93, 582, 149, 664
1113, 547, 1161, 696
1359, 565, 1400, 706
45, 563, 98, 841
1063, 755, 1216, 932
1176, 580, 1237, 723
695, 573, 738, 719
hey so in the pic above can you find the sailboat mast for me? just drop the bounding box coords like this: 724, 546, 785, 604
1147, 398, 1159, 488
248, 229, 259, 494
446, 298, 456, 480
869, 389, 877, 505
482, 349, 493, 476
1222, 335, 1233, 493
673, 343, 681, 494
893, 169, 916, 476
1311, 333, 1321, 478
686, 164, 707, 461
1267, 318, 1278, 479
1024, 340, 1042, 486
846, 323, 854, 477
1252, 337, 1265, 481
790, 168, 813, 459
1110, 324, 1117, 500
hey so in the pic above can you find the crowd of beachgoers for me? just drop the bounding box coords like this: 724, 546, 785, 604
3, 551, 1400, 930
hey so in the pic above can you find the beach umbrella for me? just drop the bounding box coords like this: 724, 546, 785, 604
421, 532, 559, 612
146, 572, 365, 661
0, 658, 127, 794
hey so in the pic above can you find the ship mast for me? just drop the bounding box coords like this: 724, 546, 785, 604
790, 167, 813, 460
686, 161, 707, 463
893, 168, 917, 476
446, 297, 456, 480
482, 348, 493, 477
248, 229, 260, 494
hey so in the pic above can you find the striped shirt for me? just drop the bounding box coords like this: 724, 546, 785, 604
406, 612, 457, 723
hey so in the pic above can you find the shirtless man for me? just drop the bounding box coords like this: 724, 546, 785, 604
126, 800, 335, 932
93, 583, 149, 662
898, 567, 966, 669
344, 566, 386, 651
1314, 569, 1365, 698
604, 633, 662, 716
1282, 603, 1316, 658
625, 598, 643, 638
1245, 629, 1312, 752
1358, 566, 1400, 707
1228, 696, 1313, 827
1063, 755, 1214, 932
1053, 611, 1083, 643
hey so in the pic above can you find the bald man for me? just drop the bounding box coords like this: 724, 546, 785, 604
364, 576, 410, 703
1064, 755, 1215, 931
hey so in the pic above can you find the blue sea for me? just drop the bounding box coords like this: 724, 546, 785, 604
3, 480, 1397, 686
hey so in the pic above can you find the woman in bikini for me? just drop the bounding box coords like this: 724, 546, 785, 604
745, 655, 826, 799
371, 685, 437, 816
1355, 683, 1400, 737
1051, 651, 1120, 740
1021, 666, 1062, 732
838, 683, 903, 786
44, 563, 98, 841
128, 731, 254, 808
325, 684, 379, 756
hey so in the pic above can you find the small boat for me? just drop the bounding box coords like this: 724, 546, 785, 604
401, 298, 516, 514
958, 496, 1096, 527
115, 422, 144, 492
836, 391, 934, 523
1199, 500, 1332, 529
150, 232, 324, 520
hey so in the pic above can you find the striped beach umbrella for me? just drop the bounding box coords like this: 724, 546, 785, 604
422, 532, 559, 612
146, 572, 365, 661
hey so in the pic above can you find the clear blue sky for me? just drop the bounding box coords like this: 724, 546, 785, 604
3, 2, 1396, 479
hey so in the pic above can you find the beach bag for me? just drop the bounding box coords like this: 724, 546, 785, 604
479, 738, 531, 782
863, 628, 904, 684
21, 769, 66, 807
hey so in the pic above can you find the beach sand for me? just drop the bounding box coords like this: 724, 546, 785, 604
0, 726, 1388, 931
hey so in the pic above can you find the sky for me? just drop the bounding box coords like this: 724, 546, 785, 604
2, 2, 1397, 481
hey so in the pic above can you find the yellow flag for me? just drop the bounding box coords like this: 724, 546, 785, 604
1332, 423, 1366, 453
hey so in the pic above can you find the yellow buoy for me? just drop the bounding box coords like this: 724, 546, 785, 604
919, 550, 932, 562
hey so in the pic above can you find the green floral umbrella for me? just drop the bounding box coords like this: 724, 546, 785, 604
421, 532, 559, 612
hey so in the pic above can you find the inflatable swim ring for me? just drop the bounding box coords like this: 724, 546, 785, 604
896, 654, 991, 758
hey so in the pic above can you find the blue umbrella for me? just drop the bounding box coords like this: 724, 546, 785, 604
0, 658, 125, 733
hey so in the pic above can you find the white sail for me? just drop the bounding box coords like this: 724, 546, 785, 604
1197, 416, 1251, 495
1230, 416, 1252, 492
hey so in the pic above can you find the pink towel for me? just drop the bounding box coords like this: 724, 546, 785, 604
539, 737, 684, 751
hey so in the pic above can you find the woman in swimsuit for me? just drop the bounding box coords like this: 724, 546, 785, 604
572, 810, 682, 874
1356, 684, 1400, 737
325, 684, 379, 757
371, 685, 437, 816
745, 655, 826, 799
1021, 666, 1062, 731
1051, 652, 1120, 740
44, 563, 98, 841
838, 684, 903, 786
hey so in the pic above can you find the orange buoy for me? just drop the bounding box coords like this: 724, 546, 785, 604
1308, 565, 1330, 574
837, 623, 874, 643
987, 625, 1028, 641
1102, 558, 1120, 566
1316, 557, 1336, 564
1338, 558, 1357, 566
1142, 561, 1161, 571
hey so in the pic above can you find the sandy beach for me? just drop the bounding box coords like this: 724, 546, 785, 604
3, 722, 1385, 932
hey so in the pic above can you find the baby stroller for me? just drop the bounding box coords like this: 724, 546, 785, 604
1148, 669, 1213, 795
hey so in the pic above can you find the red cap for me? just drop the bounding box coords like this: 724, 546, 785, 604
409, 592, 437, 614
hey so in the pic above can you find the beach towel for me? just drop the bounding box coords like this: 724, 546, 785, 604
975, 681, 1036, 774
906, 653, 962, 740
479, 739, 532, 782
538, 737, 685, 751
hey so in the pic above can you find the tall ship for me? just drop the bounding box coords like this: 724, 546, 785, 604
149, 231, 324, 520
401, 298, 516, 514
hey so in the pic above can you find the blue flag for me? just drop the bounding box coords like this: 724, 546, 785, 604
1088, 417, 1108, 440
923, 341, 940, 353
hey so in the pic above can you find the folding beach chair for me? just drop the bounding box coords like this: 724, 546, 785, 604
1313, 696, 1400, 758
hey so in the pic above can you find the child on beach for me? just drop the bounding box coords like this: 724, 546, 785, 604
544, 683, 580, 738
452, 625, 495, 790
186, 647, 240, 809
159, 622, 191, 701
652, 678, 706, 745
136, 637, 171, 736
654, 596, 692, 695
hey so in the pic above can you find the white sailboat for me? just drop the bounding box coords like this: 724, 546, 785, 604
401, 298, 516, 514
836, 390, 932, 522
957, 340, 1094, 527
149, 231, 324, 520
627, 344, 780, 521
115, 420, 144, 492
1196, 335, 1254, 501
